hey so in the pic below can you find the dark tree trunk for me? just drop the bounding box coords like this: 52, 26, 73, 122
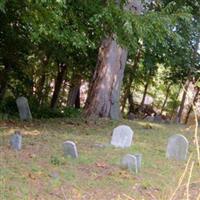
0, 63, 12, 102
161, 83, 172, 114
170, 84, 181, 120
67, 74, 81, 108
121, 76, 133, 113
128, 89, 134, 113
84, 37, 127, 119
140, 81, 149, 108
184, 87, 199, 124
176, 79, 190, 123
67, 85, 81, 108
75, 88, 80, 108
50, 63, 67, 109
37, 56, 48, 105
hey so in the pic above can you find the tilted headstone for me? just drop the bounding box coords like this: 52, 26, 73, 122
111, 125, 134, 148
16, 97, 32, 121
121, 153, 142, 173
63, 141, 78, 158
166, 134, 189, 161
10, 131, 22, 150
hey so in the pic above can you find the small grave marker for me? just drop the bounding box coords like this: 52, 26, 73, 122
63, 141, 78, 158
16, 97, 32, 121
166, 134, 189, 161
10, 131, 22, 150
121, 153, 142, 173
111, 125, 134, 148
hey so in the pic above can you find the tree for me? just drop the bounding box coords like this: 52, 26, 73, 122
84, 0, 143, 119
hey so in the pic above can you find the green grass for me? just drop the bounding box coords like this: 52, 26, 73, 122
0, 118, 199, 200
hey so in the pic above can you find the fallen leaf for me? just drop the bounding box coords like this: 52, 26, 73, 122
28, 173, 36, 180
95, 162, 108, 168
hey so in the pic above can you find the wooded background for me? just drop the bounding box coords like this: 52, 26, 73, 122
0, 0, 199, 123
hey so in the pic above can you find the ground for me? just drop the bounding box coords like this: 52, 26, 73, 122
0, 118, 199, 200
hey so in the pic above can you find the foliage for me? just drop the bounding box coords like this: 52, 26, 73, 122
0, 0, 199, 119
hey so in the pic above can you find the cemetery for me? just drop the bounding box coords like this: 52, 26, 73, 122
0, 0, 199, 199
1, 117, 199, 199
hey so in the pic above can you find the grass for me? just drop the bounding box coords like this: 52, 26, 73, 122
0, 118, 199, 200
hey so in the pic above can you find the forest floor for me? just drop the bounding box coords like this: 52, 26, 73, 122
0, 118, 200, 200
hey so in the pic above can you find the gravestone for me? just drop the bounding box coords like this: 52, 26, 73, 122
10, 131, 22, 150
121, 153, 142, 173
166, 134, 189, 161
145, 115, 154, 122
111, 125, 134, 148
63, 141, 78, 158
154, 115, 163, 123
128, 113, 136, 120
134, 153, 142, 169
16, 97, 32, 121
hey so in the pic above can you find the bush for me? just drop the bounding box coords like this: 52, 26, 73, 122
0, 96, 18, 118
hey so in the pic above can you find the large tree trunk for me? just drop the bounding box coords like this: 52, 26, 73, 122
50, 63, 67, 109
84, 37, 127, 119
160, 83, 172, 114
84, 0, 142, 119
0, 62, 12, 102
176, 79, 190, 123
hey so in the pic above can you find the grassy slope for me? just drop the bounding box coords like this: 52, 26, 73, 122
0, 118, 199, 200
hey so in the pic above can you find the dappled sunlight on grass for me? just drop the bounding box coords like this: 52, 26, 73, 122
0, 118, 199, 199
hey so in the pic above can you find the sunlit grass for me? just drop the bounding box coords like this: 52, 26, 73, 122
0, 118, 199, 199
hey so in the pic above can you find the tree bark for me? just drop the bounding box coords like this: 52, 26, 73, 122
0, 62, 12, 102
84, 0, 142, 119
67, 74, 81, 108
160, 83, 172, 114
50, 63, 67, 109
84, 37, 127, 119
67, 85, 81, 108
176, 79, 190, 123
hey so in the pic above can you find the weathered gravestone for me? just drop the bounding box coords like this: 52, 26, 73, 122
111, 125, 134, 148
10, 131, 22, 150
166, 134, 189, 161
63, 141, 78, 158
16, 97, 32, 121
121, 153, 142, 173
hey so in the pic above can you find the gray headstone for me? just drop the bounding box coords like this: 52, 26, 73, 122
63, 141, 78, 158
121, 153, 142, 173
154, 115, 163, 122
166, 134, 189, 161
16, 97, 32, 121
145, 115, 154, 122
128, 113, 136, 120
134, 153, 142, 169
124, 0, 143, 14
10, 131, 22, 150
111, 125, 134, 148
